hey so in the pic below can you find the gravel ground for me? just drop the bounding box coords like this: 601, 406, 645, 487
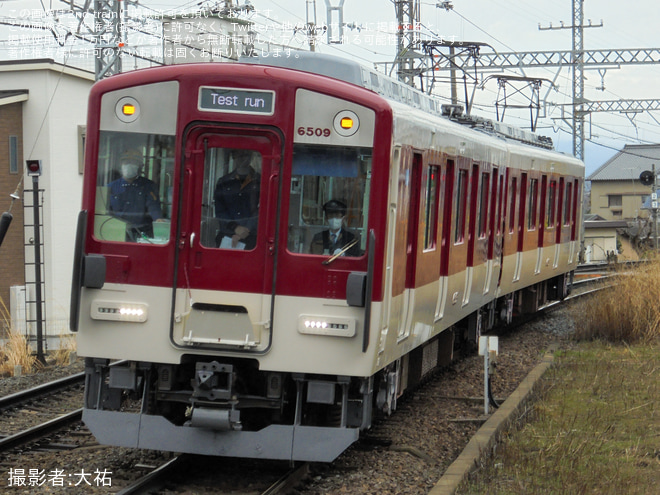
0, 309, 576, 494
0, 359, 85, 398
298, 310, 576, 495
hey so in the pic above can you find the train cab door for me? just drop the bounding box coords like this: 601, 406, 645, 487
171, 127, 282, 352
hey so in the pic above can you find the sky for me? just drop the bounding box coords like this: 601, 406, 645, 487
3, 0, 660, 175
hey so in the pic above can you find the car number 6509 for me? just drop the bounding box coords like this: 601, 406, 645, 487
298, 126, 331, 137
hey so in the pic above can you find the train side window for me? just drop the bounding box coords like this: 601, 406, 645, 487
424, 165, 440, 250
200, 148, 263, 250
93, 130, 175, 244
454, 169, 468, 244
527, 178, 538, 231
287, 144, 371, 257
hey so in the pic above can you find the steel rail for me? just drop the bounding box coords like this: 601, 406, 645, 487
0, 372, 85, 412
0, 408, 83, 451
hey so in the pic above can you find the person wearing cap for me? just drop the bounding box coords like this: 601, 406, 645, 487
214, 150, 260, 249
310, 199, 361, 256
107, 157, 164, 242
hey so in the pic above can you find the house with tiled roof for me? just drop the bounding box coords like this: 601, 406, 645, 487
588, 144, 660, 221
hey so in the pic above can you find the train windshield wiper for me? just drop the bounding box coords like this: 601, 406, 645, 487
322, 238, 359, 265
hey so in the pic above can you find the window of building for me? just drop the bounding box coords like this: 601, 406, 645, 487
608, 195, 622, 207
9, 136, 18, 174
78, 126, 86, 175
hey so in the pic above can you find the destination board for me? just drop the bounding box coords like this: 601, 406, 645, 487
198, 87, 275, 115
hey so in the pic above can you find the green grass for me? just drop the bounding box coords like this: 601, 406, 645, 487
459, 261, 660, 493
459, 342, 660, 494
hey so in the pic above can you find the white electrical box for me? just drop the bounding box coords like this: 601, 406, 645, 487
478, 336, 498, 356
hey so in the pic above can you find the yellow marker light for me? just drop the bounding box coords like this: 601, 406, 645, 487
333, 110, 360, 137
122, 104, 136, 116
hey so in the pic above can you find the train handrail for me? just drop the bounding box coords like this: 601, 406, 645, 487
363, 230, 376, 353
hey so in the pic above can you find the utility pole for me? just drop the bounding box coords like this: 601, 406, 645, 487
325, 0, 345, 44
538, 0, 602, 161
66, 0, 127, 80
393, 0, 421, 86
304, 0, 322, 51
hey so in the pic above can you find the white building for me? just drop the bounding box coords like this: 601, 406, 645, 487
0, 59, 93, 339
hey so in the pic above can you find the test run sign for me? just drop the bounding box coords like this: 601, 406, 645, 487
199, 87, 275, 116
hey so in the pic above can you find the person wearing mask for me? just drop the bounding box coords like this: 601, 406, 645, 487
214, 150, 260, 249
310, 199, 361, 256
107, 157, 164, 242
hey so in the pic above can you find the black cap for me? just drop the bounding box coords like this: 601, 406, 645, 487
323, 199, 347, 216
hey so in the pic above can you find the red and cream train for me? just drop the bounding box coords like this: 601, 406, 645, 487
71, 52, 583, 462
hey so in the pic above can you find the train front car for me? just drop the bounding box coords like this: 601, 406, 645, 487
72, 61, 392, 462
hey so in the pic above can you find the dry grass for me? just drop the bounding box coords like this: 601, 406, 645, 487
459, 342, 660, 494
571, 260, 660, 343
50, 331, 77, 366
0, 296, 37, 376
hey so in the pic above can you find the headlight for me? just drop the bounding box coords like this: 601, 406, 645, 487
298, 315, 355, 337
91, 300, 148, 323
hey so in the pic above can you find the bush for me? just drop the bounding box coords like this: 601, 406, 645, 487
571, 260, 660, 343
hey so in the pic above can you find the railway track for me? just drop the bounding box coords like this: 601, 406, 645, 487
116, 456, 310, 495
0, 372, 86, 453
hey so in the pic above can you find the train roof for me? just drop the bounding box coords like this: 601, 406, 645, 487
240, 52, 556, 152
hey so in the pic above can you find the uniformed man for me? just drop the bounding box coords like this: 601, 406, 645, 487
214, 151, 260, 249
310, 199, 361, 257
107, 156, 163, 242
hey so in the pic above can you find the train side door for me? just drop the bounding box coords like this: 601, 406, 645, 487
386, 149, 422, 342
171, 127, 282, 352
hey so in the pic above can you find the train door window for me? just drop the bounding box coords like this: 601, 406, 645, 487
564, 182, 573, 226
440, 159, 455, 275
547, 180, 557, 228
454, 169, 468, 244
496, 173, 504, 235
518, 173, 528, 247
508, 177, 517, 234
571, 179, 580, 240
424, 165, 440, 250
287, 144, 372, 257
527, 178, 538, 231
200, 148, 263, 250
478, 172, 490, 238
93, 130, 175, 243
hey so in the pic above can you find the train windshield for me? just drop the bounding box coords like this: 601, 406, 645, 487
199, 147, 262, 250
93, 131, 175, 243
288, 144, 372, 257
